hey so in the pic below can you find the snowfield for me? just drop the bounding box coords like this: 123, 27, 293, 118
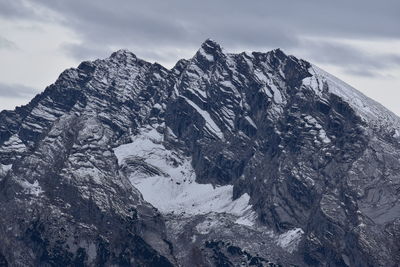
114, 125, 256, 226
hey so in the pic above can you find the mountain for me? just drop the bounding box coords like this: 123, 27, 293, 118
0, 39, 399, 266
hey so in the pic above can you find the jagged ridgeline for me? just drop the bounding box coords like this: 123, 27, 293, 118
0, 39, 400, 267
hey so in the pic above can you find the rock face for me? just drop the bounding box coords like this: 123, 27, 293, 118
1, 39, 400, 266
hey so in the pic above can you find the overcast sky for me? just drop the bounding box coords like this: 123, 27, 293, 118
0, 0, 399, 115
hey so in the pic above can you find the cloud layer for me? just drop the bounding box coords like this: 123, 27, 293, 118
16, 1, 400, 70
2, 0, 399, 66
0, 82, 38, 98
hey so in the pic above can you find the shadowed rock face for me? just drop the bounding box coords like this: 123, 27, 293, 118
0, 40, 399, 266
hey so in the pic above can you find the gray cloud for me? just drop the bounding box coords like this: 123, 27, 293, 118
28, 0, 400, 40
0, 0, 48, 21
0, 36, 17, 50
294, 40, 400, 77
0, 0, 399, 76
344, 68, 384, 78
0, 82, 38, 98
2, 0, 395, 64
0, 0, 32, 19
61, 42, 112, 61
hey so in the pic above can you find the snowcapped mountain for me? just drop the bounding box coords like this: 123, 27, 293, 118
0, 39, 399, 266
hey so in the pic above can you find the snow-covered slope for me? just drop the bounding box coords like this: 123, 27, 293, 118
114, 124, 256, 226
304, 64, 400, 136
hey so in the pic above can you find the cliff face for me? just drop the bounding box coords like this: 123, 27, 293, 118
0, 40, 399, 266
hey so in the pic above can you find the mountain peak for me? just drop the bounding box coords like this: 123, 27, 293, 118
109, 48, 137, 62
195, 39, 224, 63
201, 38, 221, 50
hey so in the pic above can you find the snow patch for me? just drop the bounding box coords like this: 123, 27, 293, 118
1, 134, 27, 153
219, 80, 237, 94
0, 164, 12, 175
244, 116, 257, 129
0, 164, 12, 172
31, 104, 58, 121
153, 103, 162, 110
198, 47, 214, 62
268, 81, 283, 104
255, 70, 284, 105
180, 96, 225, 140
114, 126, 254, 225
254, 69, 268, 83
318, 129, 331, 144
152, 72, 162, 80
20, 180, 44, 197
276, 228, 304, 253
304, 115, 331, 144
235, 211, 258, 226
394, 129, 400, 138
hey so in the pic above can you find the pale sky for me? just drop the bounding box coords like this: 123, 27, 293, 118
0, 0, 399, 115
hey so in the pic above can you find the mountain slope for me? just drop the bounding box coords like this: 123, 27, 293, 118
0, 40, 399, 266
